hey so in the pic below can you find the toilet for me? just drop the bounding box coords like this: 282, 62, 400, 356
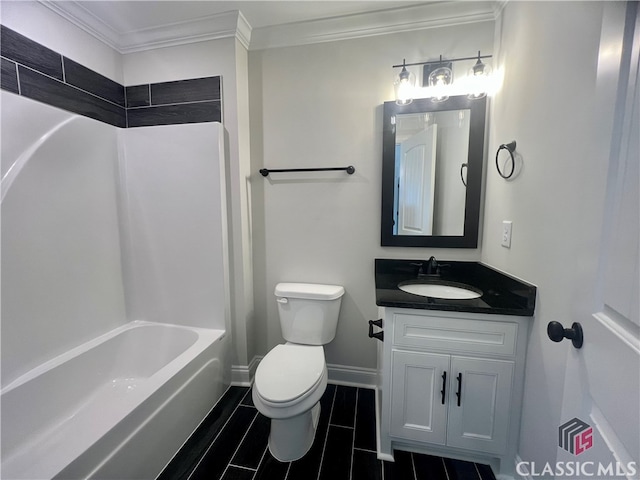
252, 282, 345, 462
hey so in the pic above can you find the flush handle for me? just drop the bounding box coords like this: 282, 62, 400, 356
368, 319, 384, 342
547, 321, 583, 349
276, 297, 288, 304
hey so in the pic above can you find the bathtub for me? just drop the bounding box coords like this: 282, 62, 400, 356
1, 321, 230, 479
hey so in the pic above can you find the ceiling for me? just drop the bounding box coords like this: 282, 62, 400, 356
42, 1, 497, 52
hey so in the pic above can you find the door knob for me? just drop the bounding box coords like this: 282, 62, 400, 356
547, 321, 583, 349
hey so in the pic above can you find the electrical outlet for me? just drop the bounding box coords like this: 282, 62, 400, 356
502, 221, 512, 248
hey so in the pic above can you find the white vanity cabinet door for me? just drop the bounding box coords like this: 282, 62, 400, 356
446, 356, 514, 454
390, 350, 449, 444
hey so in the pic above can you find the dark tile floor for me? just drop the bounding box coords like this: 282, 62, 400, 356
158, 385, 497, 480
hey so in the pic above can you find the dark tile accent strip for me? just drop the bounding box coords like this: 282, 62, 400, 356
63, 57, 125, 107
413, 453, 448, 479
221, 466, 255, 480
318, 426, 354, 480
151, 76, 221, 105
1, 25, 63, 80
383, 450, 415, 480
354, 387, 377, 451
127, 101, 221, 128
444, 457, 482, 480
1, 25, 222, 128
189, 405, 257, 480
286, 384, 336, 480
18, 66, 126, 128
253, 453, 290, 480
330, 385, 357, 427
230, 413, 270, 469
157, 386, 248, 480
1, 57, 19, 94
352, 449, 383, 480
125, 84, 150, 108
476, 462, 497, 480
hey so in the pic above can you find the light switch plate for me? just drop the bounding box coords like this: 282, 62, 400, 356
502, 221, 512, 248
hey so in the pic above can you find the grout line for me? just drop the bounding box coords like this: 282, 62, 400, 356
349, 388, 359, 480
186, 389, 251, 480
442, 457, 451, 480
15, 61, 21, 95
251, 444, 270, 480
352, 446, 378, 453
283, 460, 292, 480
316, 386, 337, 480
410, 452, 417, 480
228, 464, 258, 472
474, 462, 483, 480
61, 56, 66, 83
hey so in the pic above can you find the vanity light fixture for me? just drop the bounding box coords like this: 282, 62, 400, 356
427, 55, 453, 103
394, 59, 416, 105
392, 52, 492, 104
467, 51, 492, 99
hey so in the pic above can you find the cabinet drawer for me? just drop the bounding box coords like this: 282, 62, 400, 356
392, 313, 518, 356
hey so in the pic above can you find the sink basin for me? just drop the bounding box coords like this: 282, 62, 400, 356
398, 282, 482, 300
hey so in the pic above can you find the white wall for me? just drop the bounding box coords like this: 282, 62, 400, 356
482, 1, 619, 469
1, 93, 126, 386
0, 1, 123, 84
249, 22, 494, 372
117, 123, 229, 331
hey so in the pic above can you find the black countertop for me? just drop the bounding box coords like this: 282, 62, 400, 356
375, 259, 536, 316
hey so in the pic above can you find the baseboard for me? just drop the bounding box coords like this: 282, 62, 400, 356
230, 355, 261, 386
231, 357, 377, 389
506, 454, 530, 480
326, 363, 377, 388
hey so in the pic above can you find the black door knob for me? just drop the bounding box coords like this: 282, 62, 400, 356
547, 321, 583, 349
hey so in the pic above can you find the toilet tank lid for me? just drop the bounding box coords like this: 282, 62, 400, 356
275, 283, 345, 300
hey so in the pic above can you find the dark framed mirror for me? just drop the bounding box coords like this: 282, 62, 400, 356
381, 95, 486, 248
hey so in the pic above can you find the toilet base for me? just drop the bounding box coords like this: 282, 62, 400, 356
268, 402, 321, 462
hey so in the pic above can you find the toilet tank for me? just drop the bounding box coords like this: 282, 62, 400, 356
274, 283, 345, 345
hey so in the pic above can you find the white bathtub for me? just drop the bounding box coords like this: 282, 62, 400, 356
1, 321, 230, 480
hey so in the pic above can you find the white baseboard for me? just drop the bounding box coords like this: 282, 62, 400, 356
507, 454, 531, 480
231, 357, 378, 389
326, 363, 377, 388
230, 355, 261, 386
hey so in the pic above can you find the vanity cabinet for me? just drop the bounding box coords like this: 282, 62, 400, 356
377, 307, 530, 476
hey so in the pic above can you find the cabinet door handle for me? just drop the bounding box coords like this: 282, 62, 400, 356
440, 371, 447, 405
456, 373, 462, 406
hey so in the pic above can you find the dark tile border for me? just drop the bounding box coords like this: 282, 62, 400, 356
0, 25, 222, 129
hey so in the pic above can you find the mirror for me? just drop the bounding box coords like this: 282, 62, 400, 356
381, 95, 486, 248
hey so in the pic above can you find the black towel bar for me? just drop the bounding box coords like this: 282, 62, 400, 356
260, 166, 355, 177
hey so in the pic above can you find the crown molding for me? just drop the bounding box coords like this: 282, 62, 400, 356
39, 1, 252, 53
40, 1, 496, 54
250, 2, 496, 50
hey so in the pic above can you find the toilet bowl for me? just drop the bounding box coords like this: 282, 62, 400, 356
252, 344, 328, 461
252, 283, 344, 462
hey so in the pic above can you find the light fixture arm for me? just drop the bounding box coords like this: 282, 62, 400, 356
392, 53, 492, 70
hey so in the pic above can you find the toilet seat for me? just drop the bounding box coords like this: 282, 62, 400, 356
255, 344, 325, 407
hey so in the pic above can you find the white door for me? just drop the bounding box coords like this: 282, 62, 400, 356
390, 350, 448, 444
397, 125, 437, 235
556, 3, 639, 478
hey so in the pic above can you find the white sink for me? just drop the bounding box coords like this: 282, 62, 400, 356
398, 282, 482, 300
